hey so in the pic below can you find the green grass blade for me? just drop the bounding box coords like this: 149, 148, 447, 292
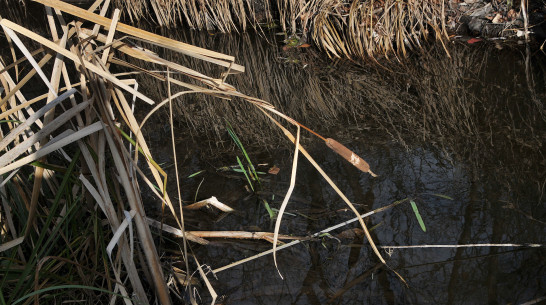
0, 287, 6, 305
226, 121, 260, 185
428, 193, 454, 200
188, 170, 205, 178
231, 168, 265, 175
8, 150, 80, 303
29, 161, 67, 173
236, 156, 253, 191
410, 200, 426, 232
12, 284, 131, 305
262, 199, 275, 219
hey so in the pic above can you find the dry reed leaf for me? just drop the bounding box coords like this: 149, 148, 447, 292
79, 29, 219, 85
79, 174, 107, 214
0, 60, 43, 128
273, 125, 300, 279
106, 209, 136, 261
109, 57, 166, 81
33, 0, 245, 72
194, 256, 217, 305
187, 231, 305, 242
0, 121, 103, 175
325, 138, 377, 177
0, 52, 53, 109
0, 19, 155, 105
0, 26, 57, 95
0, 101, 89, 167
91, 0, 112, 34
0, 88, 77, 154
184, 196, 234, 212
0, 236, 24, 253
100, 8, 120, 64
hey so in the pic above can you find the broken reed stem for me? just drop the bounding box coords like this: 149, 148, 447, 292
212, 198, 407, 274
380, 243, 544, 249
167, 66, 192, 290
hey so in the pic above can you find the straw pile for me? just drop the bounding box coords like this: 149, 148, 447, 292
112, 0, 449, 59
2, 0, 448, 59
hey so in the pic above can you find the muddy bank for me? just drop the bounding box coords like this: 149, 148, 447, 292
4, 0, 545, 60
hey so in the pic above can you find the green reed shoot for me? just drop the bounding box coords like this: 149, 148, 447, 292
262, 199, 275, 219
410, 200, 427, 232
236, 156, 254, 191
226, 121, 260, 190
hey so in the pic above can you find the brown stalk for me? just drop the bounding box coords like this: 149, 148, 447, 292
325, 138, 378, 177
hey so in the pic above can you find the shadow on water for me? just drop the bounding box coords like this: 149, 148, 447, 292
132, 30, 545, 304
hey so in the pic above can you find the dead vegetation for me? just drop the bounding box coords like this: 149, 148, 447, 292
2, 0, 449, 59
0, 0, 404, 303
114, 0, 449, 59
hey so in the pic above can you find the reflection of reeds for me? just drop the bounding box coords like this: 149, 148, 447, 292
135, 29, 545, 197
0, 0, 26, 24
131, 29, 415, 149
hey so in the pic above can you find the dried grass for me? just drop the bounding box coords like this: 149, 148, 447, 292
0, 0, 398, 302
6, 0, 447, 59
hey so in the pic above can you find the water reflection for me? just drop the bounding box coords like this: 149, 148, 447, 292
135, 30, 545, 304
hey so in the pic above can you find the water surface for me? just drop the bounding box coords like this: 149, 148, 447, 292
138, 32, 545, 304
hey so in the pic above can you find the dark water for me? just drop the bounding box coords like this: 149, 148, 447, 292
137, 31, 546, 304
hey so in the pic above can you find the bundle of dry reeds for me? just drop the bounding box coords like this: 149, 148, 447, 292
3, 0, 448, 59
0, 0, 394, 302
115, 0, 449, 59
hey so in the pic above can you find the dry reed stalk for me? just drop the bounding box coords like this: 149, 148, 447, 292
148, 216, 306, 243
9, 0, 447, 59
187, 231, 306, 241
213, 198, 408, 273
34, 0, 245, 71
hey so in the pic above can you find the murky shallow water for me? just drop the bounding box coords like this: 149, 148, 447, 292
137, 31, 545, 304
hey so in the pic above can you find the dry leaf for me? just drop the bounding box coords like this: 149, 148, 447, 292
492, 13, 503, 24
467, 37, 482, 44
268, 165, 280, 175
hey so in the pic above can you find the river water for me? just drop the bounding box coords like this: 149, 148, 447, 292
134, 30, 545, 304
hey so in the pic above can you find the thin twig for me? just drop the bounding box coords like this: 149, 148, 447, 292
379, 243, 544, 249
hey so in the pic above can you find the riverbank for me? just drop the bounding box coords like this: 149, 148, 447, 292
3, 0, 545, 59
